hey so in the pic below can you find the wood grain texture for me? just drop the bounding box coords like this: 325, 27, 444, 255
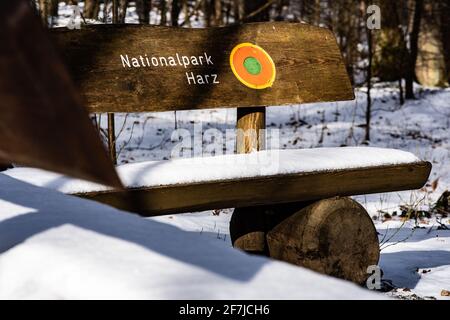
50, 22, 354, 112
75, 161, 432, 216
267, 197, 380, 284
236, 107, 266, 153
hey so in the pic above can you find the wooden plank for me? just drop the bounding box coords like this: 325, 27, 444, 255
0, 0, 122, 188
50, 22, 354, 113
76, 161, 432, 216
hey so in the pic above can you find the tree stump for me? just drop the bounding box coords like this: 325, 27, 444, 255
266, 197, 379, 284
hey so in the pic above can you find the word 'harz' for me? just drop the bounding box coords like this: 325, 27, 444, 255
186, 72, 219, 85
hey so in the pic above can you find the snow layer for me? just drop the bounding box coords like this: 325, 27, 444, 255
0, 174, 383, 299
3, 147, 421, 194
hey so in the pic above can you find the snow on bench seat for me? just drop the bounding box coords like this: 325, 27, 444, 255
1, 147, 430, 216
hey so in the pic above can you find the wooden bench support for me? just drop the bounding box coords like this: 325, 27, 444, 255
233, 106, 267, 253
267, 197, 380, 284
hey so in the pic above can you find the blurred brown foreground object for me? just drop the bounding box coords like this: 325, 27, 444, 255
267, 198, 380, 285
0, 0, 122, 188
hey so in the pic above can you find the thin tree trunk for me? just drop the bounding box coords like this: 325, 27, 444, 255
225, 0, 231, 24
38, 0, 49, 26
415, 0, 448, 87
204, 0, 212, 27
399, 78, 404, 105
103, 0, 109, 23
50, 0, 58, 16
118, 0, 128, 23
171, 0, 182, 26
160, 0, 167, 25
233, 0, 241, 22
136, 0, 151, 24
84, 0, 99, 19
183, 0, 191, 27
365, 27, 372, 142
405, 0, 423, 99
214, 0, 222, 26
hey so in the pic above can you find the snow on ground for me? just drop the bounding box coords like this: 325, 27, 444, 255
378, 219, 450, 300
0, 174, 383, 299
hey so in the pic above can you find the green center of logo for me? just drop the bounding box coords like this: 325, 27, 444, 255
243, 57, 262, 75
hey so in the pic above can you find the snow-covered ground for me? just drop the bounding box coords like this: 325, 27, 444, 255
0, 173, 383, 299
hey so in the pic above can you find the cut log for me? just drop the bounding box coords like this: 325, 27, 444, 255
266, 197, 380, 284
230, 201, 314, 254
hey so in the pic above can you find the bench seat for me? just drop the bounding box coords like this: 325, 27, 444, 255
2, 147, 431, 216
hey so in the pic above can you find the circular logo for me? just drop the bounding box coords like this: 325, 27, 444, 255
230, 43, 276, 90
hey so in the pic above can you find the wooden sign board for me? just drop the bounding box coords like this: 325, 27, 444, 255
51, 22, 354, 113
0, 0, 121, 188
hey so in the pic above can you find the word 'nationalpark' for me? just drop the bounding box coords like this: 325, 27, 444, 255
120, 53, 214, 69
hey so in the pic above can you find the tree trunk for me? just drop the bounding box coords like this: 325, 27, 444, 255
366, 27, 372, 142
183, 0, 191, 27
439, 1, 450, 83
171, 0, 181, 26
405, 0, 423, 99
372, 0, 407, 82
84, 0, 99, 19
38, 0, 49, 26
233, 0, 242, 22
204, 0, 212, 27
50, 0, 58, 17
136, 0, 151, 24
214, 0, 222, 26
118, 0, 128, 23
415, 0, 448, 87
160, 0, 167, 25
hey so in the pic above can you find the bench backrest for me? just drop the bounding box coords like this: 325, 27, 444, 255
51, 22, 354, 113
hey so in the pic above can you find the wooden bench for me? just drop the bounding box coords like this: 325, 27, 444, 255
44, 22, 431, 284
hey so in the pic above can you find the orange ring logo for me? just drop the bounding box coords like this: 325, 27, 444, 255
230, 43, 276, 90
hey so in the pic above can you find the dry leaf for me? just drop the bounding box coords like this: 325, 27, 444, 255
431, 178, 440, 192
441, 289, 450, 296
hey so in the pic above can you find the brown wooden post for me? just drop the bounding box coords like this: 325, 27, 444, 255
232, 106, 267, 254
236, 107, 266, 153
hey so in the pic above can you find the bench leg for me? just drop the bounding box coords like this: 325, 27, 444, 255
230, 197, 380, 284
229, 201, 314, 255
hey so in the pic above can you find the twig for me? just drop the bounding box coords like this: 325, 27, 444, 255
240, 0, 277, 22
179, 0, 205, 27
